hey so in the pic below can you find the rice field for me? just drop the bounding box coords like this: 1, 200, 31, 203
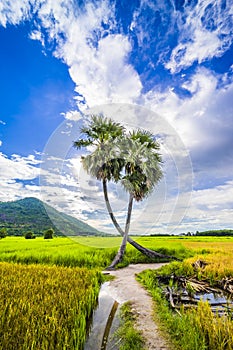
0, 235, 233, 349
2, 235, 233, 268
0, 235, 193, 268
0, 262, 103, 350
0, 236, 117, 269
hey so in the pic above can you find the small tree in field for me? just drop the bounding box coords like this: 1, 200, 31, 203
44, 228, 54, 239
25, 231, 36, 239
74, 115, 177, 269
0, 228, 7, 239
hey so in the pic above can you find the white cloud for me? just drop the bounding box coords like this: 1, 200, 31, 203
0, 0, 142, 109
183, 181, 233, 232
145, 67, 233, 154
61, 110, 82, 121
0, 153, 40, 181
143, 67, 233, 231
0, 0, 34, 27
192, 181, 233, 209
29, 29, 45, 47
166, 0, 233, 73
68, 34, 142, 107
46, 0, 142, 108
166, 29, 221, 73
0, 151, 41, 201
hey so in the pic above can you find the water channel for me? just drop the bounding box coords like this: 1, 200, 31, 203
84, 282, 121, 350
85, 283, 233, 349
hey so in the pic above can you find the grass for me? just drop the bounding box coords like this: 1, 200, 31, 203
1, 235, 232, 273
113, 302, 145, 350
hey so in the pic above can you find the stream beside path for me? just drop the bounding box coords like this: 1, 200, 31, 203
85, 263, 170, 350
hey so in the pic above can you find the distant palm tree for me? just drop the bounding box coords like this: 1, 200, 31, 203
74, 115, 177, 268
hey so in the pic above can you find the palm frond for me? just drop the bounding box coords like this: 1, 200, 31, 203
73, 139, 93, 149
129, 129, 160, 150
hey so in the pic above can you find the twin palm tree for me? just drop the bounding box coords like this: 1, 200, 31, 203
74, 115, 176, 268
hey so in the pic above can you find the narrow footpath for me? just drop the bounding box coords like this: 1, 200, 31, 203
106, 263, 171, 350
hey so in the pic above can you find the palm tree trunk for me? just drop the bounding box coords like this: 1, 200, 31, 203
107, 194, 134, 269
103, 179, 180, 261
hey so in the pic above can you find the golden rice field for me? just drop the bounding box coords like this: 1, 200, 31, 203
182, 237, 233, 254
0, 262, 102, 350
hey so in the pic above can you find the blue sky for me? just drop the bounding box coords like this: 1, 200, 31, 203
0, 0, 233, 235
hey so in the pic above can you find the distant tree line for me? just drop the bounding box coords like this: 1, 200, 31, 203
195, 229, 233, 236
149, 229, 233, 237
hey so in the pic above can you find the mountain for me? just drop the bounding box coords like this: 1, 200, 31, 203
0, 197, 103, 236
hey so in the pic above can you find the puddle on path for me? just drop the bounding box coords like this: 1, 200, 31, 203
84, 282, 120, 350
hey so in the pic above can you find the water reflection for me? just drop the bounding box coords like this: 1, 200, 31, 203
84, 282, 120, 350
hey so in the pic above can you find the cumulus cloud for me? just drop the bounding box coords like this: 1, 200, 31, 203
183, 180, 233, 232
145, 67, 233, 178
18, 0, 140, 108
61, 110, 82, 121
0, 153, 41, 181
68, 34, 142, 107
29, 29, 45, 47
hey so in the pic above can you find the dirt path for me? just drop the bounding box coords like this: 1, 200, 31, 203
106, 263, 170, 350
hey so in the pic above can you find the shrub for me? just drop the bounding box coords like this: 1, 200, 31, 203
24, 231, 35, 239
44, 228, 54, 239
0, 228, 7, 239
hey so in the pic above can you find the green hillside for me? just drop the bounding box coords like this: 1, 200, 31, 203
0, 197, 103, 236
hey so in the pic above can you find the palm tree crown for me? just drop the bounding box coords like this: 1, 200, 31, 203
74, 115, 163, 194
74, 115, 124, 147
